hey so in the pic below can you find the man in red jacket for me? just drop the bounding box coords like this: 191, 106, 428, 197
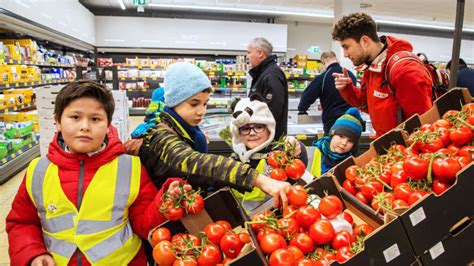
331, 12, 433, 136
6, 80, 189, 266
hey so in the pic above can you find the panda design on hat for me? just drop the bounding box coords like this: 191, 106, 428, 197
230, 94, 276, 163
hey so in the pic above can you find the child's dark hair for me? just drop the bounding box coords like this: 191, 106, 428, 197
54, 80, 115, 124
332, 12, 379, 42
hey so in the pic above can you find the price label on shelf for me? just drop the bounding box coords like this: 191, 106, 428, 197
120, 77, 126, 80
150, 66, 155, 69
285, 74, 290, 78
294, 74, 300, 78
209, 71, 215, 75
132, 77, 137, 81
295, 134, 307, 140
310, 75, 315, 78
152, 77, 157, 81
227, 72, 233, 76
142, 77, 147, 81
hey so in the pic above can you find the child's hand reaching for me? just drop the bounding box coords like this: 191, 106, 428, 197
31, 254, 55, 266
284, 136, 301, 157
167, 180, 193, 199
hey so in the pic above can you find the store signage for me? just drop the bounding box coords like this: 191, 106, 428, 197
307, 46, 321, 54
133, 0, 146, 6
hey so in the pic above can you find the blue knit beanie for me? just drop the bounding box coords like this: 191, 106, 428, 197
330, 107, 363, 143
163, 62, 211, 107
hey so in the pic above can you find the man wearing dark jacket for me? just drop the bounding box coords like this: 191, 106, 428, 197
247, 37, 288, 140
298, 51, 357, 135
447, 58, 474, 96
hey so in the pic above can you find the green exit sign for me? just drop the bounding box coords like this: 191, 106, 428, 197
307, 46, 320, 53
133, 0, 146, 5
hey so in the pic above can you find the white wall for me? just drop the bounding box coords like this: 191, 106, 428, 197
95, 16, 287, 52
278, 20, 333, 60
0, 0, 95, 45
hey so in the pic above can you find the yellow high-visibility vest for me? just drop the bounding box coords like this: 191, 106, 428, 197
310, 148, 322, 177
25, 154, 142, 265
232, 159, 271, 212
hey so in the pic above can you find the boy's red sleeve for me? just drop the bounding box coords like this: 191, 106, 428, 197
129, 165, 187, 239
5, 177, 50, 266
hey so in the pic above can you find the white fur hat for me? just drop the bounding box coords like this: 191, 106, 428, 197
230, 96, 275, 163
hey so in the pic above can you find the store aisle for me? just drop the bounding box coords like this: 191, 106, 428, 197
0, 168, 25, 265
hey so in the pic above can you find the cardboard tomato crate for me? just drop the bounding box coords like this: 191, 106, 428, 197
312, 175, 418, 265
148, 188, 266, 266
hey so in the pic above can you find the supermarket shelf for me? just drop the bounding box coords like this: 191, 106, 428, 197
0, 140, 40, 185
0, 58, 75, 68
117, 77, 164, 83
0, 102, 36, 114
0, 79, 74, 91
205, 71, 247, 77
285, 74, 319, 80
117, 66, 165, 70
129, 107, 146, 116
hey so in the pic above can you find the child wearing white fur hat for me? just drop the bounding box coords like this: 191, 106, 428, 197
230, 93, 308, 213
125, 62, 291, 208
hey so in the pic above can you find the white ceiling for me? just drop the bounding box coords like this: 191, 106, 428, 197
82, 0, 474, 28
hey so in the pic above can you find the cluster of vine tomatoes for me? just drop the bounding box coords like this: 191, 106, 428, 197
267, 150, 306, 181
151, 220, 252, 265
160, 184, 205, 221
248, 185, 375, 265
342, 103, 473, 214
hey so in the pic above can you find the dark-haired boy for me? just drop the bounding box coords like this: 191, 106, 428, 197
331, 12, 433, 136
6, 80, 189, 265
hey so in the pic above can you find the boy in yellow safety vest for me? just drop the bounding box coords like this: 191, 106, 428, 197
6, 80, 190, 266
229, 93, 308, 213
310, 107, 364, 176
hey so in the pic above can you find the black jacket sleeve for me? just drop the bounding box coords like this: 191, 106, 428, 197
298, 74, 324, 112
261, 73, 288, 124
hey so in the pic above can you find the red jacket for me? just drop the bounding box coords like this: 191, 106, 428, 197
339, 36, 433, 136
6, 126, 178, 266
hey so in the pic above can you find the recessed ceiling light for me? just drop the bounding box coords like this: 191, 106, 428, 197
360, 3, 373, 8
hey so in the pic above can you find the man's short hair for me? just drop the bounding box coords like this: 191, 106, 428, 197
320, 51, 337, 62
446, 58, 467, 70
332, 12, 379, 42
54, 80, 115, 125
248, 37, 273, 57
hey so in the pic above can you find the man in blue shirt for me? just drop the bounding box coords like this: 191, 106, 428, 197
447, 58, 474, 96
298, 51, 358, 135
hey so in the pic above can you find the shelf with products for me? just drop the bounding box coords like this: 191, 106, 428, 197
0, 79, 75, 91
0, 140, 40, 185
0, 58, 75, 68
0, 102, 35, 114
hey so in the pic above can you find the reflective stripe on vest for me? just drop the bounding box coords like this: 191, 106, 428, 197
26, 154, 141, 264
310, 148, 322, 177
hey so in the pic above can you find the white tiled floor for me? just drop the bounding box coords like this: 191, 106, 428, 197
0, 116, 145, 265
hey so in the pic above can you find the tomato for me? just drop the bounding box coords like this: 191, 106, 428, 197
432, 119, 452, 130
408, 191, 427, 206
353, 224, 374, 239
390, 169, 409, 188
355, 192, 369, 205
342, 179, 357, 196
318, 195, 343, 219
197, 244, 222, 266
393, 183, 413, 202
277, 218, 300, 239
309, 219, 335, 245
153, 240, 176, 266
420, 123, 433, 132
360, 181, 383, 201
335, 246, 354, 263
462, 103, 474, 114
432, 179, 453, 195
287, 185, 308, 207
164, 205, 185, 221
238, 232, 251, 244
171, 234, 201, 255
271, 168, 288, 181
296, 205, 321, 229
379, 167, 392, 185
289, 232, 314, 255
287, 245, 304, 261
437, 128, 451, 147
458, 146, 473, 157
392, 199, 409, 209
151, 227, 171, 247
216, 220, 232, 231
345, 165, 360, 181
297, 258, 316, 266
469, 115, 474, 126
282, 205, 298, 218
269, 248, 296, 266
403, 156, 429, 181
285, 159, 306, 180
251, 213, 267, 231
260, 233, 287, 254
331, 231, 355, 250
450, 126, 473, 146
432, 157, 462, 183
173, 258, 197, 266
371, 192, 394, 214
458, 155, 472, 168
442, 110, 459, 120
220, 232, 244, 258
182, 194, 204, 215
268, 151, 285, 168
343, 211, 354, 226
445, 144, 460, 155
421, 138, 445, 153
257, 228, 278, 243
204, 223, 226, 245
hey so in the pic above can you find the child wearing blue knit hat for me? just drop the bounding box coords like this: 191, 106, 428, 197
124, 62, 291, 209
310, 107, 363, 176
131, 87, 166, 139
